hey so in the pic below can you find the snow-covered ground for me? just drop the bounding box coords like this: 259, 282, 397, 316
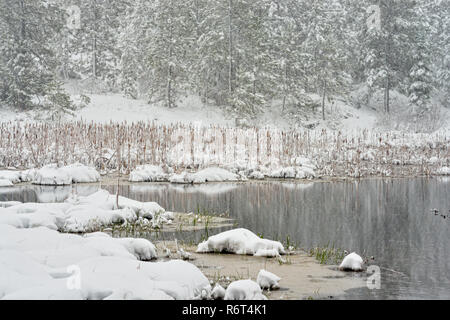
0, 188, 217, 300
0, 225, 211, 299
1, 85, 448, 134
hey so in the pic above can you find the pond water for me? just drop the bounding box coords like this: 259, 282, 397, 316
1, 177, 449, 299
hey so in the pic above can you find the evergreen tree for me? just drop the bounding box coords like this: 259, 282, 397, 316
0, 0, 69, 110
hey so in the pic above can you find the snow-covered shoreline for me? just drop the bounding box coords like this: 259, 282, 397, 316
1, 122, 448, 181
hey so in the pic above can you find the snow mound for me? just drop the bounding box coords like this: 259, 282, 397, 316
63, 163, 100, 183
224, 280, 267, 300
117, 196, 165, 220
256, 270, 281, 290
269, 166, 316, 179
0, 225, 211, 300
32, 165, 72, 185
75, 257, 210, 300
1, 190, 167, 233
339, 252, 364, 271
0, 171, 22, 184
196, 228, 285, 256
169, 167, 240, 184
0, 169, 38, 186
129, 165, 169, 182
32, 164, 99, 185
0, 179, 13, 187
62, 207, 137, 233
211, 283, 226, 300
0, 201, 22, 208
190, 167, 240, 183
436, 167, 450, 175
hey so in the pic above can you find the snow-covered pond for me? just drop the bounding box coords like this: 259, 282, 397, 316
1, 177, 449, 299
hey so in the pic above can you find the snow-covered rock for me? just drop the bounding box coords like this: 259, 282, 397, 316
129, 165, 168, 182
196, 228, 285, 256
211, 283, 226, 300
256, 270, 281, 290
339, 252, 364, 272
224, 280, 267, 300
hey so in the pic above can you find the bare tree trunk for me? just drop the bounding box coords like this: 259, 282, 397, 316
92, 0, 98, 79
322, 82, 326, 121
228, 0, 233, 95
167, 4, 174, 109
93, 36, 97, 79
386, 74, 391, 113
282, 61, 288, 112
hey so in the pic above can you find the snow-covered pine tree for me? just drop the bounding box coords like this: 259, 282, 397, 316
145, 0, 194, 108
57, 0, 130, 88
303, 0, 351, 120
431, 0, 450, 108
0, 0, 70, 110
118, 0, 152, 99
408, 34, 434, 119
360, 0, 434, 114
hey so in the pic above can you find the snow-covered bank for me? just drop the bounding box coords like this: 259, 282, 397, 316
0, 164, 99, 187
1, 122, 448, 180
33, 164, 100, 185
130, 166, 243, 184
0, 225, 211, 299
197, 228, 286, 257
0, 189, 168, 233
0, 188, 213, 300
129, 163, 318, 184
